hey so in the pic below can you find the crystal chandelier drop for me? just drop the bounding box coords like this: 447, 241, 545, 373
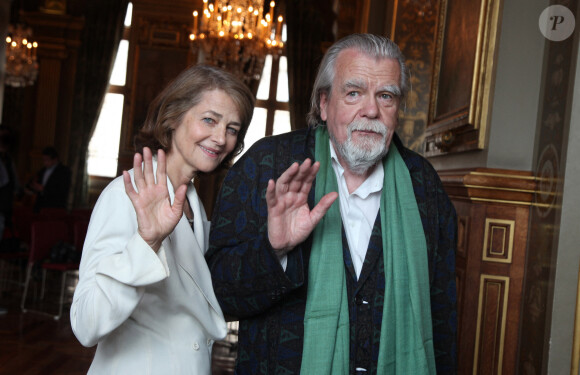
190, 0, 284, 87
4, 24, 39, 88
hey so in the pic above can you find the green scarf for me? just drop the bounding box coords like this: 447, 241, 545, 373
300, 126, 436, 374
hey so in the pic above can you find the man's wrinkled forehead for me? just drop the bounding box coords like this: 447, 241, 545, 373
333, 51, 402, 92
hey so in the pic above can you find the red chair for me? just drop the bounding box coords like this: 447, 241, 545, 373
38, 207, 69, 220
11, 205, 35, 246
72, 219, 90, 253
70, 207, 92, 221
0, 206, 36, 292
0, 227, 29, 294
20, 219, 76, 320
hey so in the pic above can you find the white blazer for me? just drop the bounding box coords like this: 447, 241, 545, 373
70, 164, 227, 374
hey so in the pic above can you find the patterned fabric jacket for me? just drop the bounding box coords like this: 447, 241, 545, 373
207, 127, 457, 374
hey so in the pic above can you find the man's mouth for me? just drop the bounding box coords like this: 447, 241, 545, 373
354, 129, 380, 135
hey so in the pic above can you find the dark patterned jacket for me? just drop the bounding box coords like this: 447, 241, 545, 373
207, 127, 457, 374
32, 163, 71, 212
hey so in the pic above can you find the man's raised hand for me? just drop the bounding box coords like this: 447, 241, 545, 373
266, 158, 338, 256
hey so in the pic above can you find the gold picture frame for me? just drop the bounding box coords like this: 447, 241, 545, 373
424, 0, 503, 157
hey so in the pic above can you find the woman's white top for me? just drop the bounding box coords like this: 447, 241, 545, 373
70, 163, 226, 374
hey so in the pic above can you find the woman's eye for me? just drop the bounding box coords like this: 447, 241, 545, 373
203, 117, 216, 124
227, 127, 239, 135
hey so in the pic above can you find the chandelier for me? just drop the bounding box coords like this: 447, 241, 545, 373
189, 0, 284, 87
4, 24, 39, 88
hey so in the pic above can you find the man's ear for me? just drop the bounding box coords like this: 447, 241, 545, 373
320, 93, 328, 121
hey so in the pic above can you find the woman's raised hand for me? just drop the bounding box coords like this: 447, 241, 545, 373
123, 147, 187, 252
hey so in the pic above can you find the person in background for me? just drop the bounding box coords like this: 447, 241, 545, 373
26, 146, 71, 212
206, 33, 458, 374
70, 64, 255, 374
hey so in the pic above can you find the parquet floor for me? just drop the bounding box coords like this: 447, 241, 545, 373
0, 289, 95, 375
0, 268, 235, 375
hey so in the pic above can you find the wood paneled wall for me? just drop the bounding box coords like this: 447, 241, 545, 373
440, 168, 536, 375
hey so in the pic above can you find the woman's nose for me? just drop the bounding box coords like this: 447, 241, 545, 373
212, 125, 226, 145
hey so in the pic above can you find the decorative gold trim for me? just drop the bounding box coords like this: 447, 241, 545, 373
482, 219, 514, 264
462, 184, 536, 194
447, 196, 554, 209
467, 171, 537, 180
428, 0, 448, 124
390, 0, 399, 40
469, 0, 503, 149
448, 196, 530, 206
473, 274, 510, 375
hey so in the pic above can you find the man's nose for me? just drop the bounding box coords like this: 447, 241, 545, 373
360, 97, 379, 118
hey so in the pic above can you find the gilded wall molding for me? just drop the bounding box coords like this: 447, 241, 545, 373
439, 168, 538, 206
482, 218, 514, 264
473, 274, 510, 375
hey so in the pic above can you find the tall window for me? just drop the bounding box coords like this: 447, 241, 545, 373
239, 52, 291, 160
87, 3, 132, 177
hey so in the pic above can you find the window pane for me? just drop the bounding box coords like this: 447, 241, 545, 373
256, 55, 272, 100
88, 94, 124, 177
125, 3, 133, 27
236, 107, 267, 161
276, 56, 288, 102
273, 110, 291, 135
110, 40, 128, 86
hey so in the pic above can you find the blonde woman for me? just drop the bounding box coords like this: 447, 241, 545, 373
71, 65, 254, 374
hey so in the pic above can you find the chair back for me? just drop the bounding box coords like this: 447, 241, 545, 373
28, 220, 70, 264
70, 208, 92, 220
72, 219, 90, 253
11, 205, 35, 245
38, 207, 69, 220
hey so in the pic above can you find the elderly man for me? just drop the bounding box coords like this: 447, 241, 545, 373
207, 33, 457, 375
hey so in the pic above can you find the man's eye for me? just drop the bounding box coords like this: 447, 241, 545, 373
347, 91, 359, 97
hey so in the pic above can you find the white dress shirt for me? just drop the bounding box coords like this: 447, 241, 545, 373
41, 163, 57, 186
330, 142, 383, 279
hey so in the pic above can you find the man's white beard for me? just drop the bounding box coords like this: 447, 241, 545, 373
330, 119, 390, 175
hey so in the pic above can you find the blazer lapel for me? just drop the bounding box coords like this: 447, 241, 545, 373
171, 220, 223, 316
161, 164, 222, 315
186, 186, 209, 252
